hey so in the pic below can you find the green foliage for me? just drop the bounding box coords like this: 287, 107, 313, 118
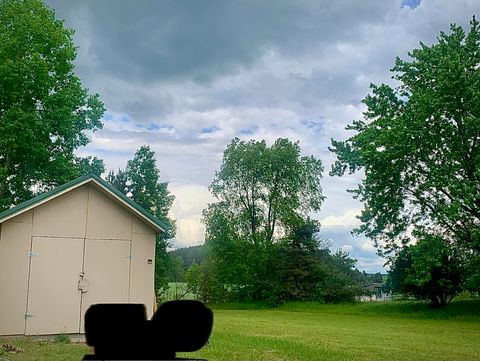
169, 244, 207, 270
330, 17, 480, 256
205, 138, 324, 279
154, 236, 171, 301
273, 241, 324, 302
105, 168, 128, 194
167, 255, 186, 283
76, 156, 105, 177
107, 146, 176, 300
266, 221, 360, 304
388, 234, 463, 307
208, 138, 324, 245
186, 260, 223, 303
53, 334, 70, 344
126, 145, 175, 239
465, 253, 480, 294
0, 0, 105, 211
330, 17, 480, 303
201, 139, 365, 304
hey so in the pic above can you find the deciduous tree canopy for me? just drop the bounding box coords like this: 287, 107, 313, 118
207, 137, 324, 246
331, 17, 480, 304
0, 0, 105, 211
330, 18, 480, 257
202, 138, 361, 303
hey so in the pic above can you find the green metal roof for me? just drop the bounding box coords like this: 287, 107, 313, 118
0, 174, 169, 233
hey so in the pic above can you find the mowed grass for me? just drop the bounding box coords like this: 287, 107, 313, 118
180, 300, 480, 361
1, 300, 479, 361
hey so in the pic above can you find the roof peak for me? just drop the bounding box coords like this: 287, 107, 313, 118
0, 174, 168, 233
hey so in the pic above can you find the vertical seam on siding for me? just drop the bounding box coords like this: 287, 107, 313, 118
83, 185, 90, 240
128, 216, 133, 303
24, 209, 35, 334
79, 186, 90, 332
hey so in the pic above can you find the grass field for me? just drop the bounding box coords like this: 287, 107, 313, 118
1, 300, 479, 361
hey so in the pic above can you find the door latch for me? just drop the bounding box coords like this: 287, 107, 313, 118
78, 272, 88, 293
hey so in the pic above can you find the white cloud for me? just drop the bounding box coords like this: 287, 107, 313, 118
170, 183, 214, 219
173, 216, 205, 249
361, 241, 377, 253
339, 244, 354, 253
356, 257, 389, 273
169, 183, 215, 248
320, 209, 362, 228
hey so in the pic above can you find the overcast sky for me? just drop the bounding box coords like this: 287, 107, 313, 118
44, 0, 478, 273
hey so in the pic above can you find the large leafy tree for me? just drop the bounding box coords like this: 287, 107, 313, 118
204, 138, 324, 301
0, 0, 105, 211
208, 137, 324, 245
330, 18, 480, 260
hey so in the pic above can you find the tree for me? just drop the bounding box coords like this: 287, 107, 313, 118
125, 145, 176, 297
77, 156, 105, 177
329, 19, 480, 284
388, 234, 463, 307
208, 138, 324, 245
0, 0, 105, 211
316, 249, 363, 303
106, 168, 128, 194
204, 138, 324, 302
185, 260, 222, 303
272, 221, 326, 303
126, 146, 175, 238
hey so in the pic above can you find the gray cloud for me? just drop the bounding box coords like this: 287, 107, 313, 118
48, 0, 394, 82
43, 0, 480, 271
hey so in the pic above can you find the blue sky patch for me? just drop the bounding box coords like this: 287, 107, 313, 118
201, 126, 220, 134
103, 113, 113, 121
402, 0, 421, 9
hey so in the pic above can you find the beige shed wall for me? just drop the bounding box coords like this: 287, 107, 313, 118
0, 211, 33, 335
130, 218, 156, 318
0, 182, 157, 336
32, 187, 88, 238
86, 186, 132, 240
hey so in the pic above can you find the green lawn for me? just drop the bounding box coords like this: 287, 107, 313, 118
1, 300, 479, 361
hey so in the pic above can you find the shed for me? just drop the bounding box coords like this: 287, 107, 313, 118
0, 174, 166, 336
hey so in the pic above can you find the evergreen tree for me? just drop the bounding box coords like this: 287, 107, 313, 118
106, 168, 128, 195
125, 145, 176, 297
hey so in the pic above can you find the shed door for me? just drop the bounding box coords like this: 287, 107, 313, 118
25, 237, 84, 335
79, 239, 131, 332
